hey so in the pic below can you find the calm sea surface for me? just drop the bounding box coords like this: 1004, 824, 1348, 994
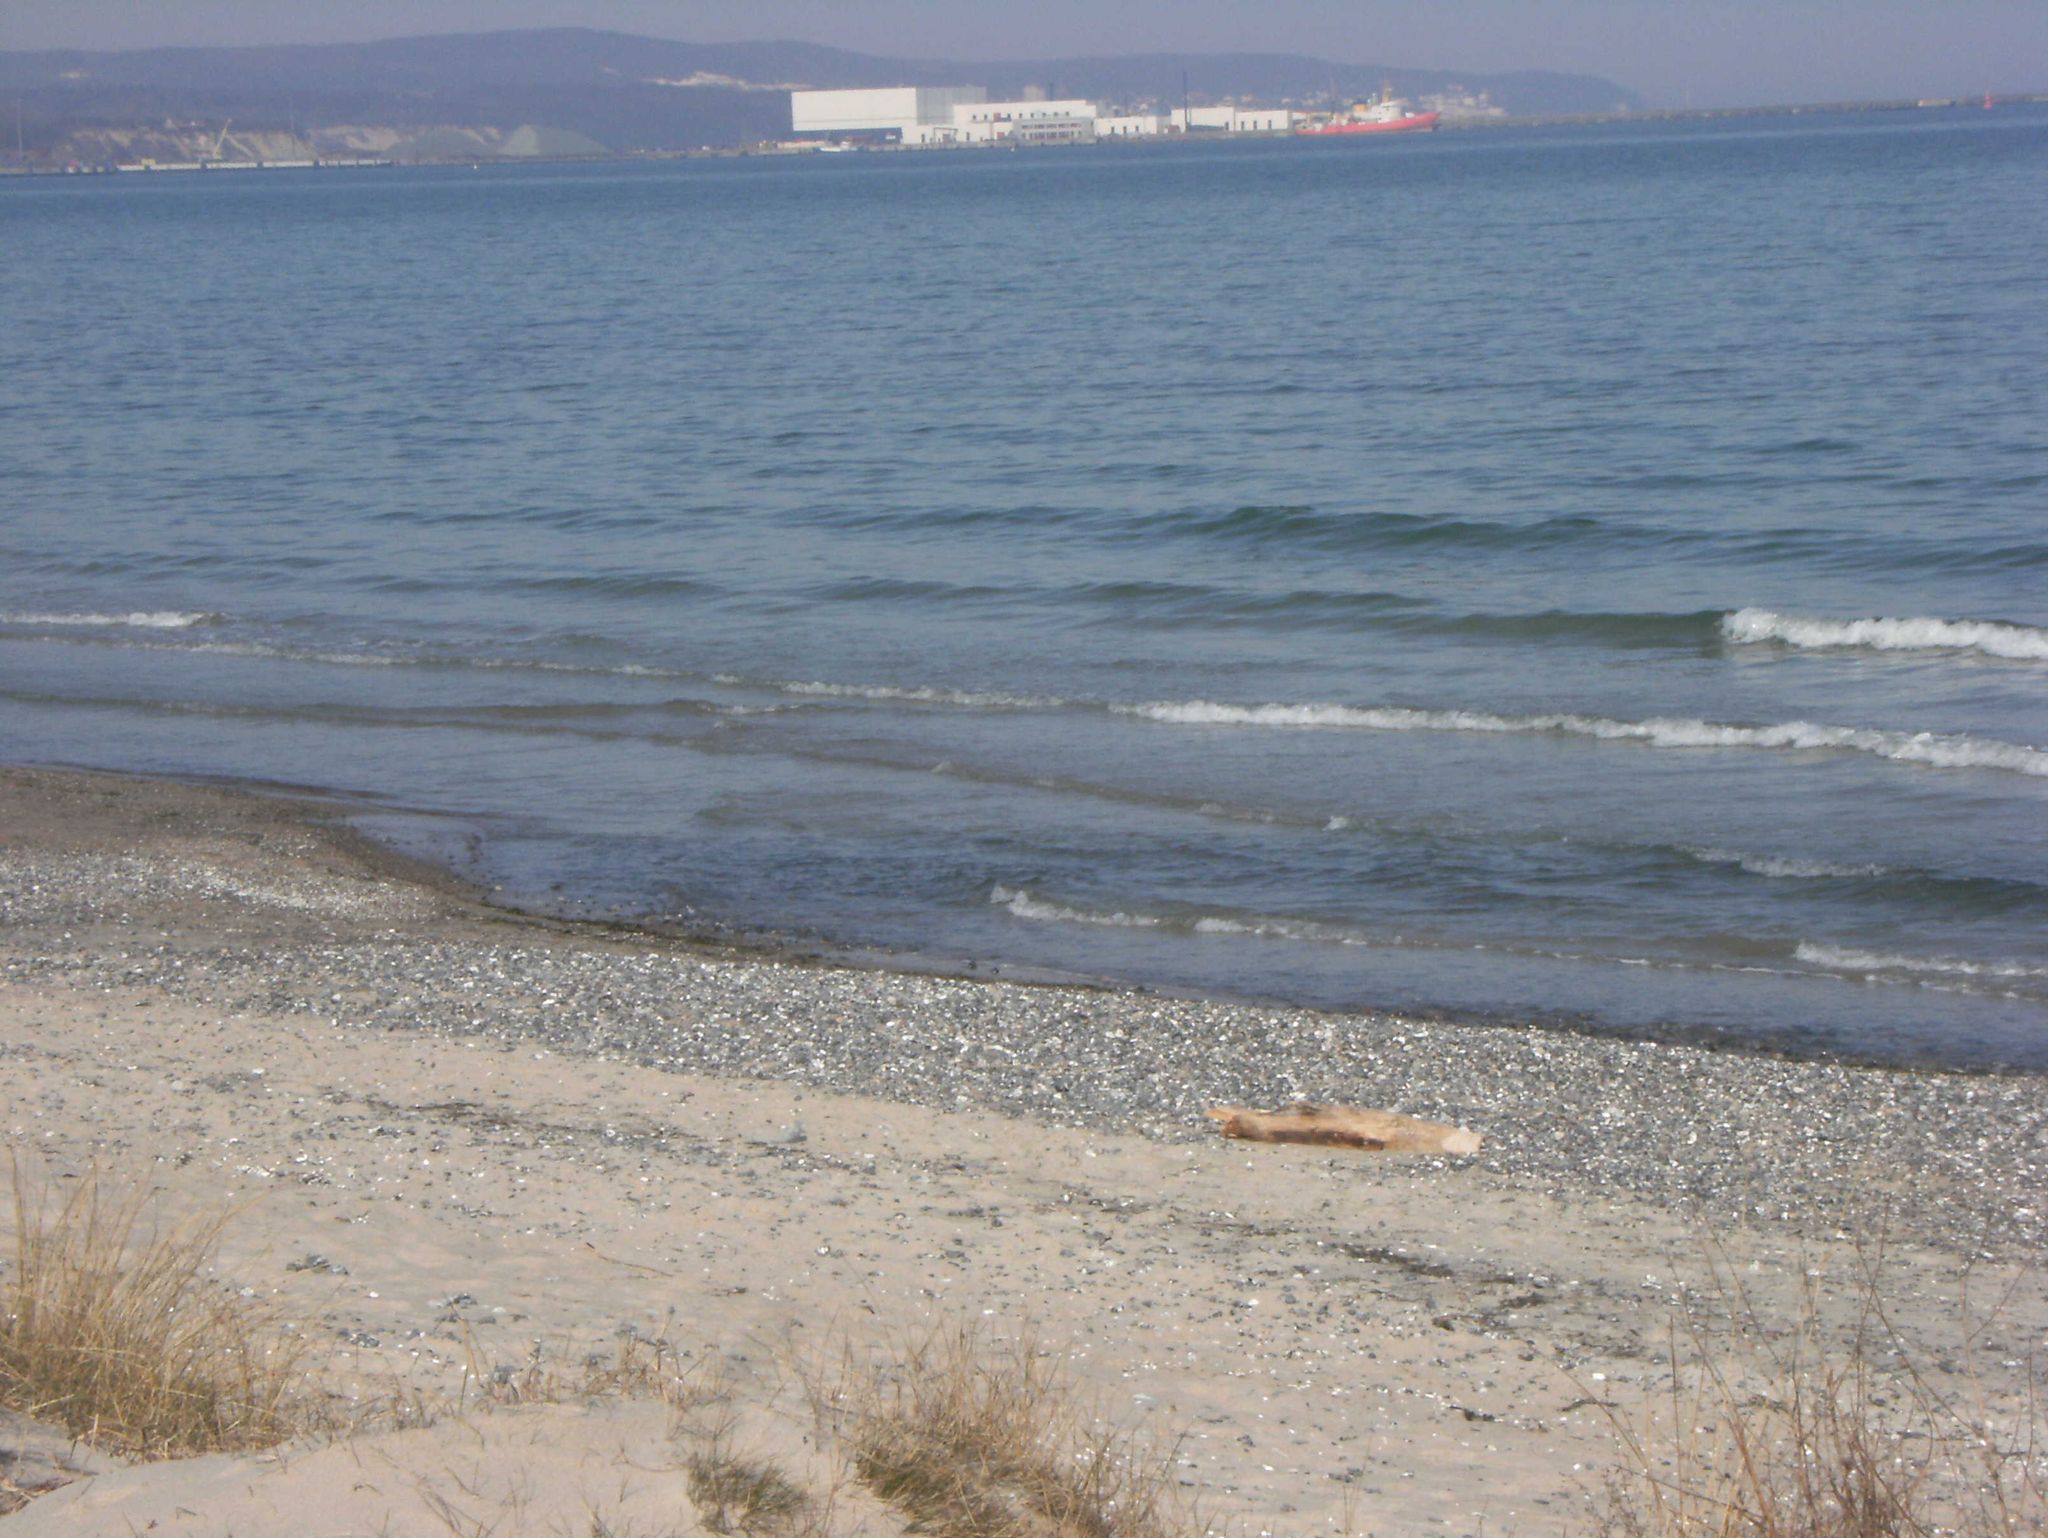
4, 111, 2046, 1067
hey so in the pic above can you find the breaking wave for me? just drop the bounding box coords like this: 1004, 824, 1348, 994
720, 676, 1057, 710
1675, 850, 2047, 914
990, 886, 1370, 946
1, 610, 221, 629
1115, 701, 2048, 777
1683, 847, 1888, 880
1795, 942, 2048, 981
1723, 608, 2048, 660
991, 891, 2048, 1003
990, 885, 1166, 930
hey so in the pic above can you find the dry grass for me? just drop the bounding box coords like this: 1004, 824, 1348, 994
829, 1321, 1188, 1538
456, 1324, 706, 1414
685, 1443, 815, 1536
0, 1160, 307, 1457
1594, 1249, 2046, 1538
300, 1316, 713, 1448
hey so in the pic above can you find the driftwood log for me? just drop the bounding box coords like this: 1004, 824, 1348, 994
1207, 1101, 1482, 1156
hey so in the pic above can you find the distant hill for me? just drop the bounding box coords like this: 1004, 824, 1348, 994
0, 28, 1641, 162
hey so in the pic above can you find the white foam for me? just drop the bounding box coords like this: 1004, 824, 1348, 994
2, 610, 219, 630
1116, 700, 2048, 777
1190, 913, 1326, 940
19, 630, 728, 682
762, 679, 1055, 710
990, 891, 2048, 996
1723, 608, 2048, 661
989, 884, 1161, 928
175, 640, 404, 667
1686, 847, 1887, 880
1795, 942, 2048, 980
992, 887, 1358, 947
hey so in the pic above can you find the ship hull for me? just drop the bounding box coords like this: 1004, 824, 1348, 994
1297, 112, 1440, 136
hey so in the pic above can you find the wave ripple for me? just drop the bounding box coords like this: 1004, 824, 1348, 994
1118, 701, 2048, 777
1723, 608, 2048, 660
1796, 942, 2048, 981
2, 610, 221, 630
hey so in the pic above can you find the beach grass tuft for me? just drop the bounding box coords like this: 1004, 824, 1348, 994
1594, 1248, 2044, 1538
458, 1323, 705, 1414
836, 1320, 1186, 1538
685, 1443, 815, 1536
0, 1159, 306, 1457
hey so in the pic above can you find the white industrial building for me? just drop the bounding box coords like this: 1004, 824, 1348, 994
945, 100, 1101, 145
1096, 113, 1166, 138
790, 86, 987, 141
788, 85, 1296, 147
1172, 105, 1297, 133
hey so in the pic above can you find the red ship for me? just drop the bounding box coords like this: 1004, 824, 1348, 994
1298, 90, 1440, 136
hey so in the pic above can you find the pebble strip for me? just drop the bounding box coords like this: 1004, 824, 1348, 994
4, 844, 2044, 1259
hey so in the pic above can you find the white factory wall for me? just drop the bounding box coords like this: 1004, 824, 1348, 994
1171, 105, 1297, 132
950, 99, 1101, 144
914, 87, 991, 124
790, 85, 1295, 146
791, 85, 986, 137
791, 87, 917, 134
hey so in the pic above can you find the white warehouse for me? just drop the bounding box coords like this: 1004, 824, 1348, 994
790, 86, 987, 141
788, 85, 1297, 148
942, 100, 1101, 145
1173, 105, 1298, 133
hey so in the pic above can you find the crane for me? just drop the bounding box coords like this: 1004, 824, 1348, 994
210, 119, 232, 162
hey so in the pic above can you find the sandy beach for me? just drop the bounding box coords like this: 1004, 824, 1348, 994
2, 763, 2043, 1535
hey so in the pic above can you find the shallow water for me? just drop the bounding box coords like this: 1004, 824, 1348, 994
4, 110, 2046, 1066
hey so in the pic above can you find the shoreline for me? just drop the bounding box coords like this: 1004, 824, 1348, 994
12, 98, 2046, 176
23, 754, 2038, 1082
5, 760, 2046, 1256
3, 761, 2045, 1531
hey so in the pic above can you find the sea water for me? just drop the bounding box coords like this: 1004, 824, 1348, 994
3, 111, 2045, 1067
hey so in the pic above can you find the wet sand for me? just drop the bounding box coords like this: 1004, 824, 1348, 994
2, 764, 2043, 1535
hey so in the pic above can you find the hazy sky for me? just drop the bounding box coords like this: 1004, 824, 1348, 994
4, 1, 2043, 109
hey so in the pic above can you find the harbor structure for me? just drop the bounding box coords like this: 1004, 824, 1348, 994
942, 99, 1101, 145
1096, 113, 1167, 138
790, 87, 1309, 147
790, 86, 987, 143
1172, 105, 1298, 132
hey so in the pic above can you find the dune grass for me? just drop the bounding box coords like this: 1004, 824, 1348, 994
1593, 1250, 2045, 1538
457, 1325, 704, 1414
8, 1153, 2039, 1538
0, 1161, 306, 1458
831, 1321, 1187, 1538
684, 1443, 816, 1537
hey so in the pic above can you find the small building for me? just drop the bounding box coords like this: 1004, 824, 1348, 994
947, 100, 1101, 146
1421, 88, 1506, 121
1230, 107, 1296, 133
1171, 105, 1297, 134
1096, 113, 1166, 138
789, 84, 1298, 149
790, 86, 988, 142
